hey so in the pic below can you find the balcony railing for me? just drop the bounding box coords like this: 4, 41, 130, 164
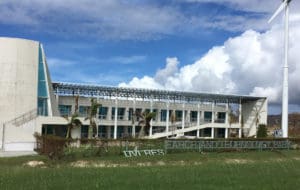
214, 118, 226, 123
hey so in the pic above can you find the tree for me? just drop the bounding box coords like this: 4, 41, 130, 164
136, 111, 156, 138
64, 113, 82, 139
85, 98, 101, 139
170, 110, 176, 134
257, 124, 267, 138
63, 95, 82, 139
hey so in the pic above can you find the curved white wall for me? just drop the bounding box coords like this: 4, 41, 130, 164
0, 37, 39, 125
0, 37, 39, 151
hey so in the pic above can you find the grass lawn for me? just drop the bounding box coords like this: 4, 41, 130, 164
1, 150, 300, 190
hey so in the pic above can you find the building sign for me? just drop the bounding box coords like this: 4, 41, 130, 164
123, 149, 165, 157
165, 140, 291, 151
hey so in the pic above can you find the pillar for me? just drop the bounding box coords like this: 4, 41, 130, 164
107, 106, 112, 120
239, 98, 242, 124
238, 98, 242, 138
225, 128, 228, 139
150, 98, 153, 137
132, 96, 136, 137
212, 101, 215, 123
211, 128, 214, 138
114, 98, 118, 139
197, 104, 200, 126
182, 104, 185, 129
124, 107, 129, 121
226, 100, 229, 124
166, 102, 169, 132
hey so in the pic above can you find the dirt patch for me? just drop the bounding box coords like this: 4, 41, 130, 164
156, 161, 166, 166
70, 160, 90, 167
70, 160, 204, 168
292, 157, 300, 161
225, 159, 253, 164
24, 161, 45, 167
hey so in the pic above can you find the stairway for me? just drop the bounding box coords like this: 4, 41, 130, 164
5, 109, 38, 127
149, 122, 212, 139
244, 99, 265, 137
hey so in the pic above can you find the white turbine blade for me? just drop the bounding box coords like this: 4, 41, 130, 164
268, 0, 288, 23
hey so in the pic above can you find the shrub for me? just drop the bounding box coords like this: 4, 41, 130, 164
34, 133, 68, 160
257, 124, 268, 138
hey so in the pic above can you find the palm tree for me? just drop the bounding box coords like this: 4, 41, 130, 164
136, 111, 156, 138
85, 98, 101, 139
63, 95, 82, 139
170, 110, 176, 134
64, 113, 82, 139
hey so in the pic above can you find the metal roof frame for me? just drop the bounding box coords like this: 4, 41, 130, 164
52, 82, 265, 104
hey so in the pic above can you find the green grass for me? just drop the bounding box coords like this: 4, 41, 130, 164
1, 151, 300, 190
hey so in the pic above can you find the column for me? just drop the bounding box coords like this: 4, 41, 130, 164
166, 102, 169, 132
114, 98, 118, 139
132, 96, 136, 137
196, 129, 200, 138
225, 128, 228, 139
225, 100, 229, 124
238, 98, 242, 138
239, 99, 242, 124
149, 98, 153, 137
197, 104, 200, 126
212, 101, 215, 123
124, 107, 129, 121
211, 128, 214, 138
107, 106, 112, 121
187, 110, 191, 123
181, 104, 185, 129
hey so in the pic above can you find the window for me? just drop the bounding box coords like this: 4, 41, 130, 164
111, 107, 125, 120
99, 107, 108, 119
79, 106, 89, 117
175, 110, 182, 121
161, 110, 167, 121
37, 45, 49, 116
190, 111, 198, 122
204, 111, 212, 122
216, 112, 226, 123
59, 105, 72, 116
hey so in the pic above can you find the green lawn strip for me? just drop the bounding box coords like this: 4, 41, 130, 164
1, 159, 300, 190
1, 151, 300, 190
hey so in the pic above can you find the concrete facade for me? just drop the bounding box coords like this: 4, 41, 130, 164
0, 37, 268, 151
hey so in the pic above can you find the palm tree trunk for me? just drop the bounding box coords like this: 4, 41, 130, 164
138, 125, 145, 138
66, 126, 71, 139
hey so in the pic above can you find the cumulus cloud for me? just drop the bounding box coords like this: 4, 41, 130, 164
120, 16, 300, 105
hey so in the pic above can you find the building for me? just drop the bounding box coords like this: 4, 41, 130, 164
0, 37, 268, 151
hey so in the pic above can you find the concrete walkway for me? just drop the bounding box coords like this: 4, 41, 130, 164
0, 151, 37, 157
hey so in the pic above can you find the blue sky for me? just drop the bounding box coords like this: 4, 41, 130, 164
1, 0, 300, 114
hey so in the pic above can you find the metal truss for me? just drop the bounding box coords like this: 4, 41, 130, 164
52, 82, 264, 103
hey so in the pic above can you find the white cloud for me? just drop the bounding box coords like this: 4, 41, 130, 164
0, 0, 184, 40
184, 0, 300, 14
47, 58, 77, 68
106, 55, 146, 64
2, 0, 299, 40
120, 16, 300, 105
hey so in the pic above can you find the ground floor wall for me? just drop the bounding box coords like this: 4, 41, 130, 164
0, 116, 247, 152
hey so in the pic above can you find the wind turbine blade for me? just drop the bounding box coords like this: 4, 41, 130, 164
268, 0, 288, 23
